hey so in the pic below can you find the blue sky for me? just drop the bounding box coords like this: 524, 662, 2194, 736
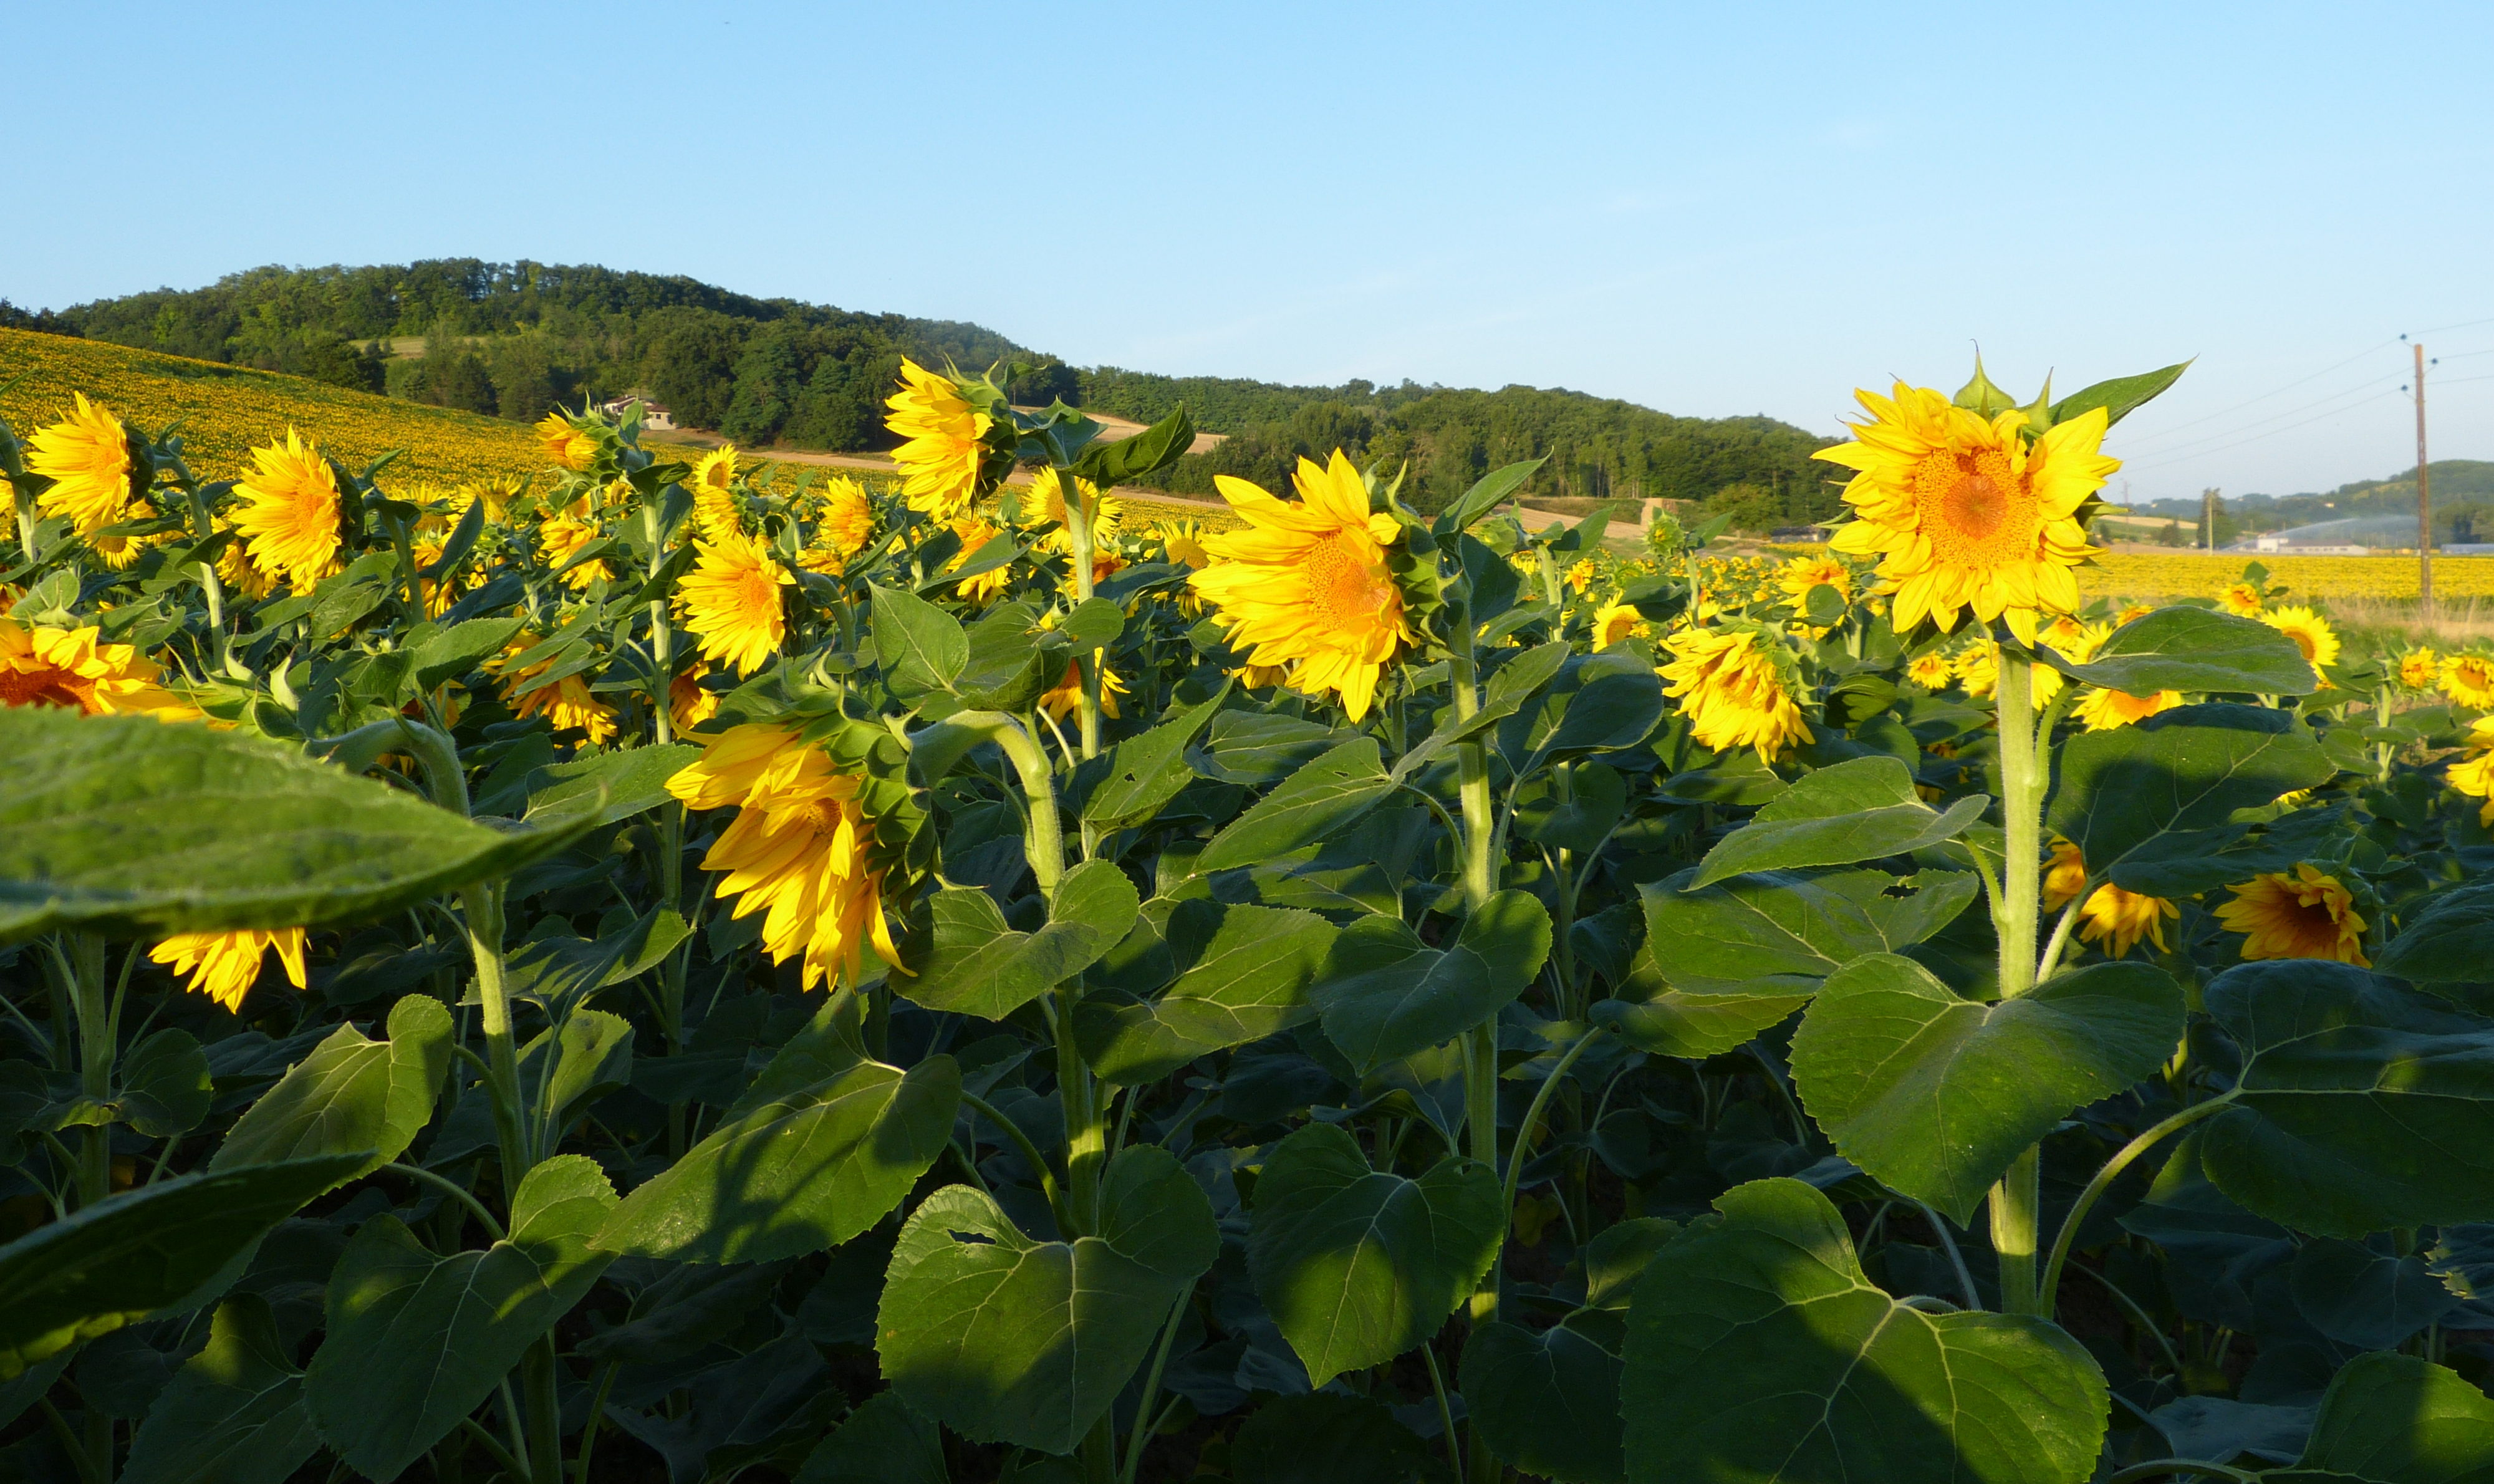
8, 1, 2493, 503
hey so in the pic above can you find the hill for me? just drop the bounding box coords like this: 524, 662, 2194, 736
12, 259, 1842, 519
2126, 458, 2494, 546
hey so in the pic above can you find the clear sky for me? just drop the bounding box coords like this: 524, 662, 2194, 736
9, 1, 2493, 504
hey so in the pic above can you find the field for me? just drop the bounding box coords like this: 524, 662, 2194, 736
2084, 548, 2494, 600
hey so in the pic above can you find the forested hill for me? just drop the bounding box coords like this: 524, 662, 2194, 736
7, 260, 1840, 520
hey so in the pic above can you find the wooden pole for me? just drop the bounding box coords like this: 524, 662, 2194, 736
2416, 342, 2434, 609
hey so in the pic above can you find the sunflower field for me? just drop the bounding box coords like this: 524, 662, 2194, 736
3, 350, 2494, 1484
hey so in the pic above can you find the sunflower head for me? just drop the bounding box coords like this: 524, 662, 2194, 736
1907, 651, 1956, 690
1188, 450, 1417, 723
691, 447, 743, 541
1015, 467, 1124, 556
27, 392, 135, 535
803, 476, 876, 571
2215, 582, 2265, 617
1657, 620, 1814, 763
536, 410, 601, 471
1814, 383, 2116, 645
2440, 652, 2494, 710
1591, 599, 1643, 650
539, 509, 614, 590
1039, 658, 1128, 723
150, 928, 308, 1013
2042, 836, 2088, 910
945, 516, 1014, 604
2077, 884, 2177, 960
1, 616, 197, 720
2260, 605, 2341, 671
2215, 863, 2369, 965
1153, 519, 1212, 570
678, 531, 792, 677
2398, 647, 2441, 691
2115, 602, 2156, 628
886, 359, 1001, 520
232, 428, 345, 592
2075, 683, 2182, 731
1777, 555, 1852, 607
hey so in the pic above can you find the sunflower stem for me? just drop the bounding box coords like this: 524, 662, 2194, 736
1062, 468, 1105, 763
1986, 649, 2051, 1313
643, 502, 691, 1155
70, 933, 112, 1211
460, 883, 534, 1190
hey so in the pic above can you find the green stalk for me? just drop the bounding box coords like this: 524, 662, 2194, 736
644, 503, 693, 1155
14, 483, 41, 565
461, 884, 532, 1187
1986, 650, 2048, 1313
1448, 591, 1509, 1484
1063, 468, 1104, 763
2038, 1094, 2235, 1314
71, 933, 112, 1212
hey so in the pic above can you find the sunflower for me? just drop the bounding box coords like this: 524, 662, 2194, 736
1039, 658, 1128, 723
691, 447, 742, 541
2116, 602, 2155, 627
1566, 559, 1597, 595
886, 359, 992, 519
1778, 555, 1852, 607
802, 476, 875, 571
2447, 716, 2494, 827
665, 722, 905, 989
2078, 885, 2178, 959
2441, 652, 2494, 710
678, 531, 791, 677
26, 393, 134, 536
1814, 384, 2116, 644
945, 515, 1014, 603
535, 410, 599, 471
2399, 647, 2441, 691
1238, 663, 1288, 689
1190, 451, 1415, 722
2042, 837, 2090, 911
2075, 683, 2182, 731
1155, 519, 1212, 570
1659, 623, 1813, 762
2216, 864, 2369, 965
1953, 641, 2000, 698
150, 928, 307, 1013
1019, 467, 1123, 552
2216, 582, 2264, 617
1591, 599, 1643, 650
669, 662, 720, 735
2260, 605, 2340, 671
492, 637, 619, 744
1907, 652, 1956, 690
213, 519, 281, 602
539, 505, 614, 590
90, 498, 168, 571
1, 617, 196, 719
231, 428, 344, 591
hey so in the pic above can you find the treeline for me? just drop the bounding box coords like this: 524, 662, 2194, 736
34, 261, 1027, 448
2134, 460, 2494, 545
1089, 377, 1842, 518
28, 261, 1842, 521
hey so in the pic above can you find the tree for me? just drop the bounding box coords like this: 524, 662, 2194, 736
645, 317, 744, 431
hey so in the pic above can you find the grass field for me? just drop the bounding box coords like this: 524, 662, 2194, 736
1, 328, 548, 488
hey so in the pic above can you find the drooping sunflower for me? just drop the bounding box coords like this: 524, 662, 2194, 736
678, 531, 791, 677
535, 410, 599, 471
665, 722, 907, 990
1813, 384, 2117, 644
691, 447, 743, 541
213, 519, 281, 602
2216, 864, 2369, 965
2260, 605, 2340, 672
945, 515, 1014, 604
1038, 658, 1128, 723
1955, 640, 2001, 699
26, 393, 134, 536
90, 498, 168, 571
491, 637, 619, 744
2440, 652, 2494, 710
231, 429, 344, 591
151, 928, 308, 1013
1778, 555, 1852, 607
2075, 683, 2182, 731
669, 662, 721, 735
886, 359, 992, 519
2216, 582, 2265, 617
1658, 623, 1813, 762
2042, 837, 2089, 909
1, 617, 196, 719
539, 504, 614, 590
802, 476, 876, 571
1190, 450, 1415, 722
1907, 651, 1957, 690
1591, 600, 1643, 650
2399, 647, 2441, 691
2043, 836, 2177, 959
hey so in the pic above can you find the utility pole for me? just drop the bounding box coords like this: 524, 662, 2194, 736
2202, 488, 2221, 551
2416, 342, 2434, 607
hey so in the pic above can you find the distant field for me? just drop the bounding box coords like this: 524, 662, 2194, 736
2084, 550, 2494, 601
0, 328, 546, 488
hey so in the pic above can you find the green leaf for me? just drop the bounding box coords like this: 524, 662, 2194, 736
1072, 406, 1196, 486
902, 859, 1140, 1019
1692, 756, 1986, 889
120, 1295, 321, 1484
1230, 1391, 1438, 1484
2049, 360, 2191, 430
794, 1391, 948, 1484
2294, 1352, 2494, 1482
406, 616, 525, 696
1074, 903, 1337, 1084
518, 743, 700, 826
1520, 760, 1627, 853
118, 1028, 213, 1139
594, 998, 958, 1263
871, 582, 967, 701
1789, 956, 2186, 1224
1634, 867, 1972, 999
2048, 704, 2333, 881
2377, 882, 2494, 988
213, 994, 452, 1188
0, 710, 583, 942
1310, 890, 1551, 1072
1392, 642, 1570, 783
878, 1146, 1217, 1454
1620, 1178, 2109, 1484
1435, 457, 1548, 537
1246, 1122, 1503, 1387
956, 602, 1054, 712
2034, 607, 2318, 697
2291, 1238, 2458, 1350
541, 1008, 633, 1142
1193, 737, 1394, 875
1078, 685, 1225, 827
1463, 1313, 1627, 1483
2200, 961, 2494, 1238
0, 1153, 368, 1380
304, 1155, 618, 1481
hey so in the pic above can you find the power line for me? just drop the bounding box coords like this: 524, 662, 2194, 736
2121, 374, 2405, 463
2117, 338, 2399, 448
2123, 388, 2405, 471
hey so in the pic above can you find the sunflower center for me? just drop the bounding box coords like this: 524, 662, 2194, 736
0, 663, 92, 711
2285, 628, 2319, 662
1304, 533, 1393, 632
1912, 449, 2034, 564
